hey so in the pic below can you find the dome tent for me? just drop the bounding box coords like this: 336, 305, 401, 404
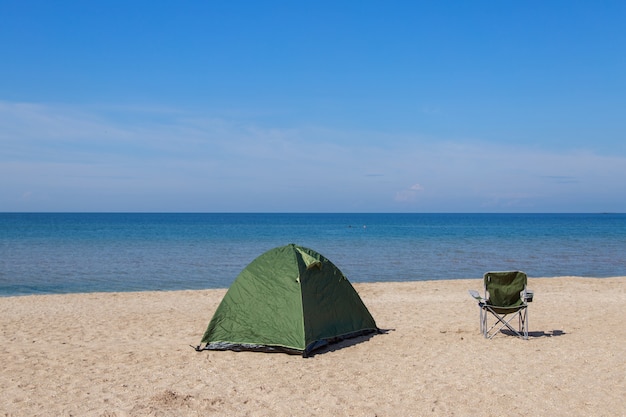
196, 244, 379, 356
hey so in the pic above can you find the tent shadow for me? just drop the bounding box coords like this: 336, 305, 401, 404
307, 328, 392, 357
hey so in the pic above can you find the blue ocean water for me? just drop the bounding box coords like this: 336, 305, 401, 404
1, 213, 625, 296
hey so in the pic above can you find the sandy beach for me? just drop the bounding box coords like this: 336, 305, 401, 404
1, 277, 625, 417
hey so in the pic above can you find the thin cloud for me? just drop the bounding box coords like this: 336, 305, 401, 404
541, 175, 580, 184
2, 100, 626, 212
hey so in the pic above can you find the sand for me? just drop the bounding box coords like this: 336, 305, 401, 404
1, 277, 625, 417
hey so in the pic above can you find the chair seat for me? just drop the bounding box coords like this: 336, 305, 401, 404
480, 301, 527, 315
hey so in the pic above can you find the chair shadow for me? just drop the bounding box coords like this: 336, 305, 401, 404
529, 329, 566, 338
501, 329, 566, 338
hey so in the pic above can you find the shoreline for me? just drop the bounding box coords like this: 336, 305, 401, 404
1, 277, 625, 416
2, 275, 624, 299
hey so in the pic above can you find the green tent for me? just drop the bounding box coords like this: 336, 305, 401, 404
196, 244, 379, 356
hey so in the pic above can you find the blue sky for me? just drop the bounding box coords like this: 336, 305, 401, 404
1, 1, 625, 212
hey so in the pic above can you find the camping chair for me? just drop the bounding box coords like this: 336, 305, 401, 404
468, 271, 533, 340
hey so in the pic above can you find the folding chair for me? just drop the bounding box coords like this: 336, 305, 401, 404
469, 271, 533, 340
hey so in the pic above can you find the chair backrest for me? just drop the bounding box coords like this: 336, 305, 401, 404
484, 271, 527, 308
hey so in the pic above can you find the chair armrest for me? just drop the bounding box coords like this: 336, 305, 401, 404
524, 290, 534, 302
468, 290, 483, 301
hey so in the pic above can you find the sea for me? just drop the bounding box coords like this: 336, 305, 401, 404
1, 213, 625, 296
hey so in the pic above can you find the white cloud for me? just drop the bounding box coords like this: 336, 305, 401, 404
394, 183, 424, 203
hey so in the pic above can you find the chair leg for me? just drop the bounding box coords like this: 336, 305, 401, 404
519, 308, 528, 340
480, 307, 487, 338
484, 307, 528, 339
